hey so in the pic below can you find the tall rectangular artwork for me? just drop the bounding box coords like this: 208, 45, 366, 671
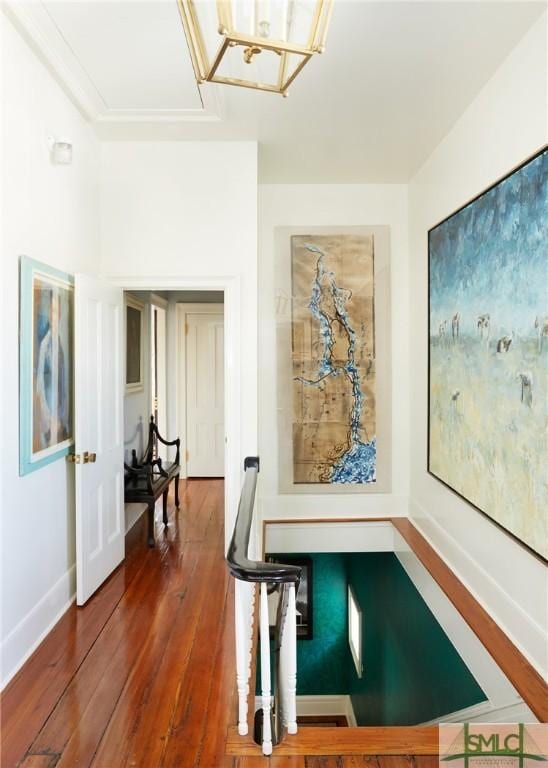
428, 147, 547, 561
20, 257, 74, 475
291, 234, 376, 485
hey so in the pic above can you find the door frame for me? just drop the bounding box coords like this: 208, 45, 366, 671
150, 294, 168, 461
106, 275, 241, 551
177, 303, 225, 480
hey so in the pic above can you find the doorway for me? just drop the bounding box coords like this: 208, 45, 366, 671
74, 276, 239, 607
116, 277, 239, 553
178, 303, 225, 479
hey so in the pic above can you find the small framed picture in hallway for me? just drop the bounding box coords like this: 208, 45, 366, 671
125, 295, 144, 393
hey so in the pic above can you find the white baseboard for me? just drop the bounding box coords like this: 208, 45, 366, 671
297, 694, 349, 715
421, 698, 537, 725
1, 564, 76, 689
297, 695, 357, 726
254, 694, 357, 727
2, 506, 146, 691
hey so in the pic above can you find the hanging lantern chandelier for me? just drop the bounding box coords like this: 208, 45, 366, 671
177, 0, 334, 96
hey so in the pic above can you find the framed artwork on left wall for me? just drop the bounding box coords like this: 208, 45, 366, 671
19, 256, 74, 475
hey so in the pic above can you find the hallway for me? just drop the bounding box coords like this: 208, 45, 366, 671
2, 480, 440, 768
2, 480, 235, 768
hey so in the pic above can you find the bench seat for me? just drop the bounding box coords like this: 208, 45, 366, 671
124, 415, 181, 547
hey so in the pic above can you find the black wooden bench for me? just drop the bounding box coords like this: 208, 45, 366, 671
124, 416, 181, 547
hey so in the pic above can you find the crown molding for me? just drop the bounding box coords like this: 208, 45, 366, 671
3, 0, 223, 124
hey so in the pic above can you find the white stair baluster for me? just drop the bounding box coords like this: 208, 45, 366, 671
260, 582, 273, 755
235, 578, 250, 735
279, 622, 286, 728
278, 586, 288, 728
285, 582, 298, 734
247, 582, 256, 699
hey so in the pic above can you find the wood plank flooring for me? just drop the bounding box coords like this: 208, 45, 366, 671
2, 480, 440, 768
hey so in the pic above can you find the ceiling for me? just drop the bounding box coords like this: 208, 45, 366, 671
9, 0, 545, 182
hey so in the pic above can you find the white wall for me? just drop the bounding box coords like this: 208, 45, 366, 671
258, 184, 409, 520
99, 141, 258, 540
0, 12, 100, 685
408, 13, 547, 676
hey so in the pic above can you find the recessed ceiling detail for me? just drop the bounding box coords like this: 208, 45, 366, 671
4, 0, 544, 181
5, 0, 222, 122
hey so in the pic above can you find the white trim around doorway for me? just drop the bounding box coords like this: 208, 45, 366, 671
104, 274, 241, 551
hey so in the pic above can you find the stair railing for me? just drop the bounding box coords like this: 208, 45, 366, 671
226, 457, 301, 755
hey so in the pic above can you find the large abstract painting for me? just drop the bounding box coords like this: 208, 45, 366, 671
291, 234, 376, 484
20, 257, 74, 475
428, 147, 548, 560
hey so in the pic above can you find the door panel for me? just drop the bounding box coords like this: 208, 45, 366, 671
75, 275, 124, 605
186, 311, 224, 477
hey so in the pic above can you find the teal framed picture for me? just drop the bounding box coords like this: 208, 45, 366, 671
19, 256, 74, 475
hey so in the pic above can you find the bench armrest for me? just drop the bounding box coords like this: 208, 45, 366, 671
153, 457, 169, 479
156, 437, 180, 465
124, 462, 153, 493
151, 418, 180, 465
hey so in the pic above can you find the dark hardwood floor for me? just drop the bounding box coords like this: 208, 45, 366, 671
2, 480, 438, 768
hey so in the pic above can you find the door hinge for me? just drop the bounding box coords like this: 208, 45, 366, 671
185, 323, 189, 335
186, 449, 190, 461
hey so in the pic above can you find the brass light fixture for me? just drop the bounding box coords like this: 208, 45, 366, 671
177, 0, 334, 96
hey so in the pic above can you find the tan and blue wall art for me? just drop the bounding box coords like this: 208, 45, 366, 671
19, 257, 74, 475
428, 147, 547, 561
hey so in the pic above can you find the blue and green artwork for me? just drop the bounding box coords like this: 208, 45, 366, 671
291, 234, 376, 484
428, 147, 547, 560
20, 256, 73, 475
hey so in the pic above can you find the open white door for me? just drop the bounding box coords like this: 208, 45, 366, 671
74, 275, 124, 605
